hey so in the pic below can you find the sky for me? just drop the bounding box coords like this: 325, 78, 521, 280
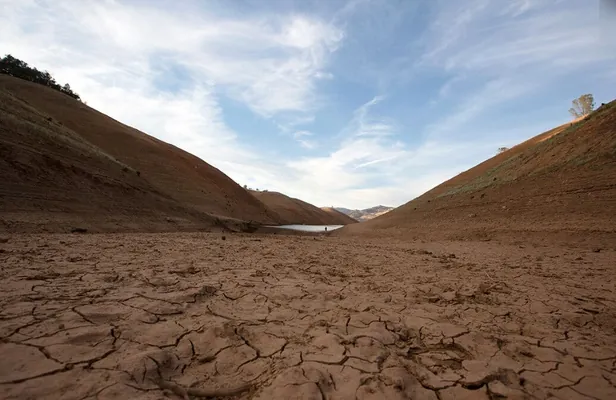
1, 0, 615, 209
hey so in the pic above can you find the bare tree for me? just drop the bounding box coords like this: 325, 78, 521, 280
569, 94, 595, 118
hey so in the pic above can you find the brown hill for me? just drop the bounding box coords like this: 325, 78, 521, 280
320, 207, 358, 224
250, 191, 355, 225
0, 75, 278, 232
336, 205, 394, 221
340, 101, 616, 245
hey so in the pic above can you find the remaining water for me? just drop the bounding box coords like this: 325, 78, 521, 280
268, 225, 344, 232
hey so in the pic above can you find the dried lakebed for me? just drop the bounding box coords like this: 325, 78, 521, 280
1, 233, 615, 399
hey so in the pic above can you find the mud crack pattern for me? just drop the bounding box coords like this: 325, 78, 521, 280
1, 233, 615, 399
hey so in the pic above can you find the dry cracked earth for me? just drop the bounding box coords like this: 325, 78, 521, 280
1, 233, 616, 399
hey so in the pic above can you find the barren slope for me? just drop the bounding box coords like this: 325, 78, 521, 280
341, 101, 616, 245
0, 76, 278, 232
320, 207, 358, 224
250, 191, 355, 225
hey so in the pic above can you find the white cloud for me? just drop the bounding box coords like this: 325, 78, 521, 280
345, 96, 398, 138
419, 0, 615, 145
501, 0, 534, 17
268, 98, 490, 209
420, 0, 490, 65
1, 0, 613, 211
0, 0, 344, 116
426, 77, 536, 140
0, 0, 344, 192
424, 1, 610, 75
292, 131, 317, 149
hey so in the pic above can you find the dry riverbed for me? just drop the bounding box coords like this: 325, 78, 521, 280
1, 233, 615, 399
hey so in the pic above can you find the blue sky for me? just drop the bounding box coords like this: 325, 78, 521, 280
1, 0, 615, 209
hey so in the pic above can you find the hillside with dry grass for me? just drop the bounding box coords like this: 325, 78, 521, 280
340, 101, 616, 246
320, 207, 358, 224
0, 75, 280, 232
250, 191, 356, 225
336, 205, 394, 221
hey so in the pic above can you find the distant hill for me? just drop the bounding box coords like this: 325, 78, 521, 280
335, 205, 394, 221
250, 191, 356, 225
339, 101, 616, 245
320, 207, 358, 224
0, 74, 279, 232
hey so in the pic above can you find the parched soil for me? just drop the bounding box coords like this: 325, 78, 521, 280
2, 233, 615, 399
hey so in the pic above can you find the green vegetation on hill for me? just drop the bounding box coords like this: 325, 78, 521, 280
0, 54, 81, 101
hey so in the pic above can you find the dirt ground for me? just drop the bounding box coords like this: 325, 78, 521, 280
1, 233, 615, 399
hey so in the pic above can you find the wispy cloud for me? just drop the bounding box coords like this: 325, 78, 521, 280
275, 97, 485, 208
422, 1, 609, 74
0, 0, 344, 182
426, 77, 536, 140
1, 0, 344, 116
0, 0, 612, 210
292, 131, 317, 149
346, 96, 398, 138
420, 0, 490, 66
418, 0, 614, 144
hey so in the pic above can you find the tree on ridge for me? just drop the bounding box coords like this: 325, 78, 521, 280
0, 54, 81, 101
569, 94, 595, 118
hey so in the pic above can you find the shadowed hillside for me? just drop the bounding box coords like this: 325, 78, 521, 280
250, 191, 356, 225
340, 101, 616, 245
0, 75, 279, 232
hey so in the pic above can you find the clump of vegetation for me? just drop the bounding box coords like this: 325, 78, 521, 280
243, 185, 267, 192
0, 54, 81, 101
569, 94, 594, 118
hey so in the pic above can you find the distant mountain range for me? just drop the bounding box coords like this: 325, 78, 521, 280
335, 205, 394, 222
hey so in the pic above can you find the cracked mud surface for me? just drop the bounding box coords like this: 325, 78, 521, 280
1, 233, 615, 399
